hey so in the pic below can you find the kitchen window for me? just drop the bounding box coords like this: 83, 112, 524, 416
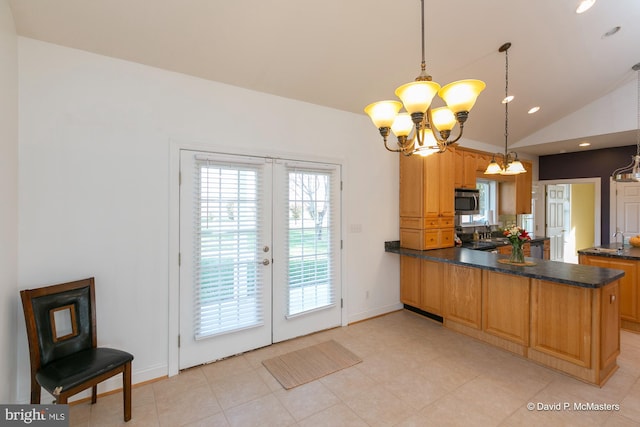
458, 179, 497, 226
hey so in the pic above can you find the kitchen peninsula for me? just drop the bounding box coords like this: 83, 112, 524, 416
579, 244, 640, 333
386, 242, 623, 386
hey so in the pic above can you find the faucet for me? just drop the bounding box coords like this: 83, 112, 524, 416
613, 229, 624, 251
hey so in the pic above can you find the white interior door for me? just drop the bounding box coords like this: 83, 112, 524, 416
546, 184, 570, 262
179, 151, 342, 369
615, 181, 640, 242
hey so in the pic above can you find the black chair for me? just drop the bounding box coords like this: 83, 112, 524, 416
20, 277, 134, 422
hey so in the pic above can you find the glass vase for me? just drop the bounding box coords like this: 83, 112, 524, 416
509, 243, 525, 264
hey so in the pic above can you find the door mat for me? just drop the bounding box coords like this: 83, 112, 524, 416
262, 340, 362, 389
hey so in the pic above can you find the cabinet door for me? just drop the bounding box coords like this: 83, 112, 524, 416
400, 256, 421, 307
483, 271, 530, 345
421, 260, 443, 315
580, 255, 638, 322
454, 149, 464, 189
497, 245, 511, 255
515, 161, 532, 214
423, 153, 441, 218
399, 154, 423, 218
462, 151, 477, 189
444, 264, 482, 329
530, 279, 591, 368
439, 149, 455, 216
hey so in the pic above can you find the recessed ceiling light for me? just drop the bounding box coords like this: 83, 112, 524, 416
576, 0, 596, 14
579, 142, 591, 147
502, 95, 514, 104
602, 26, 621, 38
528, 107, 540, 114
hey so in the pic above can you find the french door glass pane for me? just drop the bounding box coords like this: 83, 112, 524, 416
194, 161, 264, 339
287, 169, 334, 316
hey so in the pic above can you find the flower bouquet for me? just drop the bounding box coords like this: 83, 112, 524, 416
503, 225, 531, 264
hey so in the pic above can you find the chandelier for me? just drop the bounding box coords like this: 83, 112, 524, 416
364, 0, 485, 156
612, 62, 640, 182
484, 42, 526, 175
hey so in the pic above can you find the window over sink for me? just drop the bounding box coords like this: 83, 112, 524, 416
458, 179, 497, 227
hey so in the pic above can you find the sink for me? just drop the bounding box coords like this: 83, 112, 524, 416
592, 247, 620, 254
483, 238, 510, 245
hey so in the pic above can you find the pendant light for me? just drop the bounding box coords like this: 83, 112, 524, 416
485, 42, 526, 175
364, 0, 485, 156
612, 62, 640, 182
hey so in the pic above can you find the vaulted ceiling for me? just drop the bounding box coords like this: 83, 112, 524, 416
8, 0, 640, 156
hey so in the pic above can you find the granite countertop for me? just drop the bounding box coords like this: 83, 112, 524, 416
385, 241, 623, 289
578, 243, 640, 260
459, 235, 549, 250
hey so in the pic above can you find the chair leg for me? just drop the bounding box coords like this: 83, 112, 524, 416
91, 385, 97, 404
123, 362, 132, 422
30, 378, 40, 404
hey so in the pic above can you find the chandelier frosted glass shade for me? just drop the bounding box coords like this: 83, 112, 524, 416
484, 159, 503, 175
394, 81, 441, 114
364, 100, 403, 129
438, 79, 486, 114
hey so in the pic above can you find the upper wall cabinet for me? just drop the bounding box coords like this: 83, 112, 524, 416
454, 149, 478, 189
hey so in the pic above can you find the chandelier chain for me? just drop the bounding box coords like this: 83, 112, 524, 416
637, 66, 640, 156
420, 0, 426, 73
504, 45, 509, 157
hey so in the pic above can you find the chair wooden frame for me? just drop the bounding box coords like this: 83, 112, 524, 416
20, 277, 133, 421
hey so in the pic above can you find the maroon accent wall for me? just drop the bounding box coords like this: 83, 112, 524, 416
539, 145, 637, 244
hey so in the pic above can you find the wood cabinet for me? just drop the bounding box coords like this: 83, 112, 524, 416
399, 148, 455, 250
515, 160, 533, 214
454, 148, 481, 189
421, 260, 444, 315
400, 257, 444, 316
528, 279, 620, 384
543, 239, 550, 260
579, 254, 639, 332
497, 242, 531, 256
400, 256, 421, 308
444, 264, 482, 329
530, 279, 592, 367
400, 253, 620, 386
482, 271, 530, 346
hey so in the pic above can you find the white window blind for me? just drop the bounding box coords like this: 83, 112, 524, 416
193, 159, 265, 339
283, 164, 339, 317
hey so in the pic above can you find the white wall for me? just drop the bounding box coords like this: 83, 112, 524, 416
0, 0, 18, 404
16, 37, 401, 401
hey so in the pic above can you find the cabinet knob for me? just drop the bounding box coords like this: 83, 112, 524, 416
610, 294, 616, 304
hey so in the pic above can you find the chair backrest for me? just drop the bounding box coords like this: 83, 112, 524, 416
21, 278, 97, 369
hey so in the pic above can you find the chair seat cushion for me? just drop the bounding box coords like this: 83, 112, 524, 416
36, 348, 134, 396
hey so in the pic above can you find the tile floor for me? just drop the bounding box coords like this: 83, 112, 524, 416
69, 310, 640, 426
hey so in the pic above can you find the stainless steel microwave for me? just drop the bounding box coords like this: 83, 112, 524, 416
454, 188, 480, 215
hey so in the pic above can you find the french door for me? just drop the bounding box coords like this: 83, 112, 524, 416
179, 150, 341, 369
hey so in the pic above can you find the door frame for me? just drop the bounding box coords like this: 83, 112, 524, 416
537, 178, 602, 260
168, 139, 346, 376
609, 178, 640, 239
